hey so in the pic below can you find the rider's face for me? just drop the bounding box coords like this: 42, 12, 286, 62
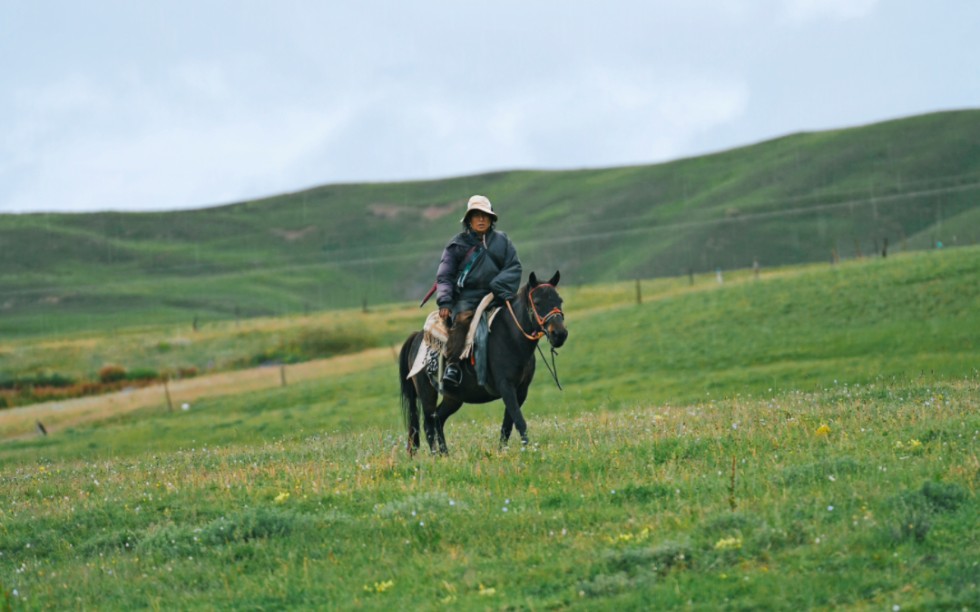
469, 211, 492, 235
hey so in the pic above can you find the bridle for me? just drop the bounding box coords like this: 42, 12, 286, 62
505, 283, 564, 343
504, 283, 565, 390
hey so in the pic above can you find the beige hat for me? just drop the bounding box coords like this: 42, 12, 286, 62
460, 194, 498, 223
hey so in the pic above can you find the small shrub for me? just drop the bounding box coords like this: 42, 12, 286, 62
780, 457, 863, 486
580, 544, 681, 598
889, 493, 933, 543
79, 529, 142, 554
138, 507, 316, 560
920, 481, 967, 513
125, 368, 159, 382
0, 372, 76, 390
375, 492, 462, 518
578, 571, 634, 597
98, 364, 127, 384
602, 541, 692, 575
613, 483, 674, 504
885, 481, 967, 544
698, 512, 759, 539
235, 328, 378, 368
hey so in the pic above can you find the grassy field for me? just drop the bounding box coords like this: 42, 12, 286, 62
1, 247, 978, 609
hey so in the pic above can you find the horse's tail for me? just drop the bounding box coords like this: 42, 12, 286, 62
399, 332, 421, 455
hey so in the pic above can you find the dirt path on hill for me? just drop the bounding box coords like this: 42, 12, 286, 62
0, 346, 397, 441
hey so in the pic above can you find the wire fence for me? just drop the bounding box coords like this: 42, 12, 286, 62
2, 175, 979, 334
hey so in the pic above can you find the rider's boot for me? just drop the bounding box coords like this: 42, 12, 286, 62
441, 311, 472, 387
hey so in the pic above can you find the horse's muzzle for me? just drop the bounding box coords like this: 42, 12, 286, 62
547, 319, 568, 348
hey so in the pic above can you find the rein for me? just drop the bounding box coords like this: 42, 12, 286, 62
505, 299, 545, 341
504, 284, 564, 390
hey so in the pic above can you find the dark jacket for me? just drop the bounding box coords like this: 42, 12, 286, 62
436, 228, 522, 315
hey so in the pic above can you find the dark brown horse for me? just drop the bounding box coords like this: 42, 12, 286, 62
399, 271, 568, 454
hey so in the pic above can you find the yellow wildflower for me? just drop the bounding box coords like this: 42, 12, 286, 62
478, 584, 497, 596
363, 580, 394, 593
274, 492, 290, 503
714, 536, 743, 551
815, 424, 831, 437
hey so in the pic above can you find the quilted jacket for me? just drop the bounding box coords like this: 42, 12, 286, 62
435, 228, 521, 314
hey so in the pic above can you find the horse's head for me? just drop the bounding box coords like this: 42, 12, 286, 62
527, 271, 568, 348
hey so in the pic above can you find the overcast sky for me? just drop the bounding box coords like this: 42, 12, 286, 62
1, 1, 977, 214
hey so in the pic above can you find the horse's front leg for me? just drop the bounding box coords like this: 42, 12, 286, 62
435, 398, 463, 455
500, 410, 514, 447
422, 411, 439, 453
498, 382, 529, 447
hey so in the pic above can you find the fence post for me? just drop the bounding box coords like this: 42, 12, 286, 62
635, 279, 642, 305
280, 365, 287, 387
164, 378, 174, 412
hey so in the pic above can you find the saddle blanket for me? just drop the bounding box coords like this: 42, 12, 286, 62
406, 294, 502, 380
406, 311, 448, 380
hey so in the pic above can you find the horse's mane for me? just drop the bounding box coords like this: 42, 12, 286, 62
516, 282, 531, 304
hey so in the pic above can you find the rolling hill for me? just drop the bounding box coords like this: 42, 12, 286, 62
1, 109, 978, 337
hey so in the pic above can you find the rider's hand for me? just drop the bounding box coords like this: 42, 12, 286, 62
439, 307, 451, 321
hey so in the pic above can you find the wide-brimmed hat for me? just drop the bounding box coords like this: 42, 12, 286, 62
460, 195, 498, 223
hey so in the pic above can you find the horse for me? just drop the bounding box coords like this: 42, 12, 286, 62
398, 271, 568, 455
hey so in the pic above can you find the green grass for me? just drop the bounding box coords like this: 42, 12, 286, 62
1, 382, 976, 609
1, 245, 979, 608
2, 110, 979, 337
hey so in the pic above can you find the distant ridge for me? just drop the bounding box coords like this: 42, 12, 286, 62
1, 109, 978, 336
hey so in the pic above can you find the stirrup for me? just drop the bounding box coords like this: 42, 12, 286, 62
442, 363, 462, 386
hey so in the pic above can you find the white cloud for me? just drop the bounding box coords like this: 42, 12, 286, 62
481, 66, 751, 169
2, 61, 750, 212
308, 65, 749, 182
3, 1, 973, 213
2, 68, 354, 212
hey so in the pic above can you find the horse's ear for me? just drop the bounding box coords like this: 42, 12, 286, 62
548, 270, 560, 286
528, 272, 539, 288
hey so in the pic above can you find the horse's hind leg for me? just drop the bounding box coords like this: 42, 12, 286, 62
414, 375, 441, 454
499, 382, 530, 448
409, 406, 422, 456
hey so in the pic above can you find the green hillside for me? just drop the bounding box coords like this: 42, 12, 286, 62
1, 110, 978, 337
2, 244, 977, 419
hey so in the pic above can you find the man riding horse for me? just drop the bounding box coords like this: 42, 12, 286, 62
434, 195, 522, 386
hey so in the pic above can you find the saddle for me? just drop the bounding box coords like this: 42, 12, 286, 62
407, 293, 503, 387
